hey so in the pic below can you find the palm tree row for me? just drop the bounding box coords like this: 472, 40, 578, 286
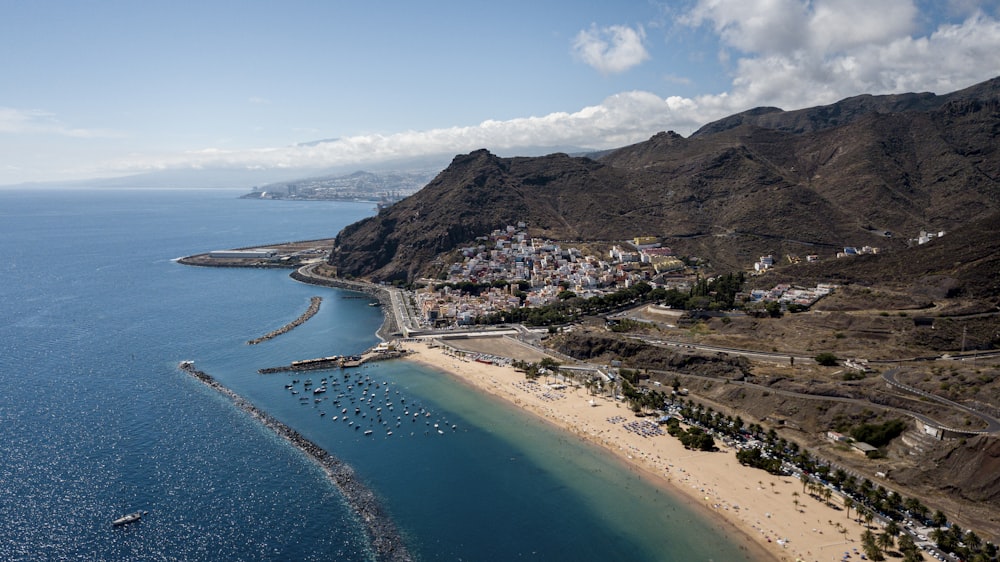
661, 394, 998, 561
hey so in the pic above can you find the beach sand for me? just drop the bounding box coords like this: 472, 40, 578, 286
404, 340, 873, 562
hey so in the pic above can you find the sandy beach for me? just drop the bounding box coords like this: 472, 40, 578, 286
404, 340, 874, 562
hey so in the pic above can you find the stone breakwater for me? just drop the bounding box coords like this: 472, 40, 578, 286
246, 296, 322, 345
289, 269, 398, 339
178, 361, 412, 562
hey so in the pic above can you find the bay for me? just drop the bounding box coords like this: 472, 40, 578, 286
0, 188, 755, 561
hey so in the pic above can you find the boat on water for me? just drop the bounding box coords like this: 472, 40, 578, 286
111, 511, 144, 527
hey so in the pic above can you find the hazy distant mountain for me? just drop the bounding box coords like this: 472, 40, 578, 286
243, 169, 441, 201
330, 76, 1000, 295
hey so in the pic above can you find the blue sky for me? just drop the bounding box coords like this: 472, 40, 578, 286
3, 0, 1000, 185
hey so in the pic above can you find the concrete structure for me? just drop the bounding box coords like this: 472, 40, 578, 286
209, 249, 277, 259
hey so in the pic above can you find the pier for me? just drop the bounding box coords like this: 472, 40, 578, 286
178, 361, 412, 562
257, 345, 409, 374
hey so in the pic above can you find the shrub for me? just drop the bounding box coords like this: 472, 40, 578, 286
815, 352, 839, 366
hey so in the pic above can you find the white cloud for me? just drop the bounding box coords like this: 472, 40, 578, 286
681, 0, 811, 54
572, 24, 650, 74
103, 91, 702, 174
681, 1, 1000, 111
67, 4, 1000, 180
0, 107, 122, 139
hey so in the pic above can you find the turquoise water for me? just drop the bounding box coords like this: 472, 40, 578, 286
0, 188, 755, 561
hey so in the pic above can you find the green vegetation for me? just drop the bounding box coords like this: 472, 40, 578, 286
478, 272, 748, 327
511, 357, 561, 380
480, 281, 660, 325
736, 446, 783, 473
663, 418, 716, 451
848, 419, 907, 447
815, 352, 839, 366
688, 272, 746, 310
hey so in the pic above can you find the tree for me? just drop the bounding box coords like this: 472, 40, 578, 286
863, 508, 874, 529
897, 533, 920, 561
539, 357, 561, 371
862, 530, 885, 561
844, 497, 855, 520
815, 352, 839, 366
800, 472, 811, 494
884, 520, 900, 540
877, 531, 894, 553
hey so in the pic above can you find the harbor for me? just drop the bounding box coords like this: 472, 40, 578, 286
178, 360, 412, 562
257, 342, 409, 373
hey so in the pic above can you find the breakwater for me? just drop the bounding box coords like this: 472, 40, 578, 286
247, 296, 322, 345
178, 361, 412, 562
289, 268, 398, 338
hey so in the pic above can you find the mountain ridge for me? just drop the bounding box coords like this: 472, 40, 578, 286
330, 76, 1000, 298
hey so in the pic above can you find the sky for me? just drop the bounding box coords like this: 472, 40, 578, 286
3, 0, 1000, 185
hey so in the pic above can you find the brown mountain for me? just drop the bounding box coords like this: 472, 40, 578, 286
329, 77, 1000, 287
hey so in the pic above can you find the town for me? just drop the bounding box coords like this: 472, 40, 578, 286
413, 223, 842, 328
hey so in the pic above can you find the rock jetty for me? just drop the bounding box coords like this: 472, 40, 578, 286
247, 296, 322, 345
178, 361, 412, 562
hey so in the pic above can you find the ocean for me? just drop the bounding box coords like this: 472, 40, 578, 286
0, 188, 755, 561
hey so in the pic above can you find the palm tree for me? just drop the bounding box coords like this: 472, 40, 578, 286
862, 530, 885, 561
884, 520, 900, 541
844, 497, 854, 520
877, 531, 894, 553
800, 472, 810, 494
822, 487, 833, 506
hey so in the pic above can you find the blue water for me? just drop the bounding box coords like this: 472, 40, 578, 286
0, 188, 756, 561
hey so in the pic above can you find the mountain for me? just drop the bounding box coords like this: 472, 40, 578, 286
242, 169, 440, 200
691, 76, 1000, 137
329, 77, 1000, 289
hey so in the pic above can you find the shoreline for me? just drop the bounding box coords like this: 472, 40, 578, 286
402, 340, 872, 562
288, 268, 398, 339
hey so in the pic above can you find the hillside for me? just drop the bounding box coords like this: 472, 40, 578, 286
759, 210, 1000, 301
330, 76, 1000, 285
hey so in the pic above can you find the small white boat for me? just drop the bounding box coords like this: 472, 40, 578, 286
112, 511, 144, 526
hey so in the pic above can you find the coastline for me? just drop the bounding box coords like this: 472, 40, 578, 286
188, 259, 873, 560
402, 340, 872, 562
289, 267, 398, 339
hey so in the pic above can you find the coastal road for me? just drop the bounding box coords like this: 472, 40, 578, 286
882, 368, 1000, 434
627, 335, 813, 365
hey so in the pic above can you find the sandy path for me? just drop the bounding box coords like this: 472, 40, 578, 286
404, 340, 874, 562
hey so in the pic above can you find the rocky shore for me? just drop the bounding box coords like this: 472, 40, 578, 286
178, 361, 412, 562
289, 268, 398, 338
246, 296, 322, 345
